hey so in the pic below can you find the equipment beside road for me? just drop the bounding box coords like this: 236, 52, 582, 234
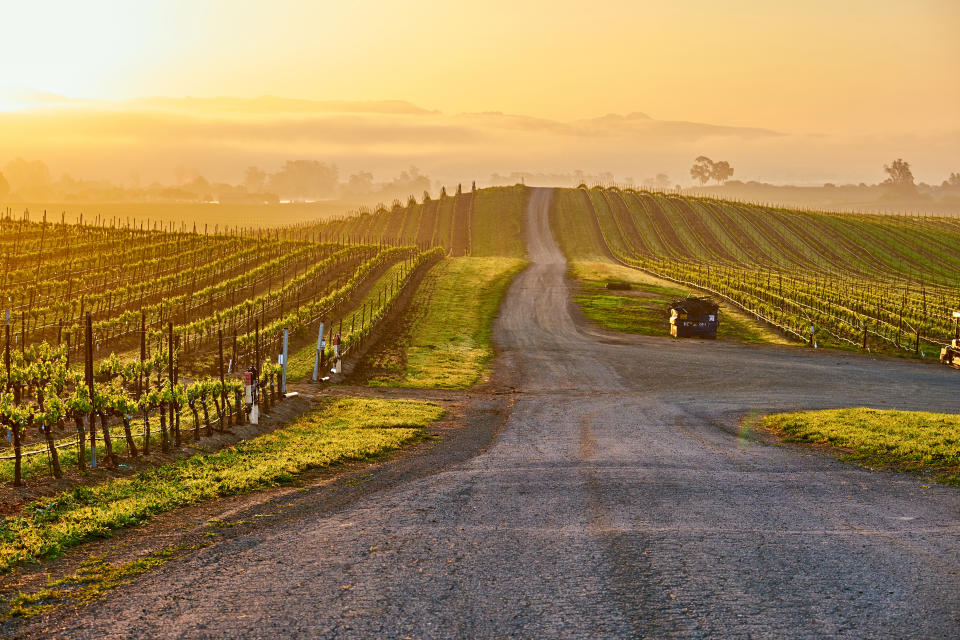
669, 297, 719, 338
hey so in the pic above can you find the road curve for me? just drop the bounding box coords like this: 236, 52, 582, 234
41, 188, 960, 638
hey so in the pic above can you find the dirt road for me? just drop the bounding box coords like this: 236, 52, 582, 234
35, 188, 960, 638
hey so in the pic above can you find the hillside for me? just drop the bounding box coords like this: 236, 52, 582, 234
303, 185, 527, 259
550, 186, 960, 353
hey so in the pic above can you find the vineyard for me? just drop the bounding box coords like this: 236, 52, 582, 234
302, 184, 527, 259
5, 182, 957, 489
552, 186, 960, 353
0, 209, 442, 486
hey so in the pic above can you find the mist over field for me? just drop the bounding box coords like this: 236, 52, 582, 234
2, 95, 958, 221
0, 93, 957, 186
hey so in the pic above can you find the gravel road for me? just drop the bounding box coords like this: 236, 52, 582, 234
36, 188, 960, 639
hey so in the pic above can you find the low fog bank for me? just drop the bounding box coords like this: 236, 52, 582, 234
0, 157, 434, 208
1, 96, 958, 218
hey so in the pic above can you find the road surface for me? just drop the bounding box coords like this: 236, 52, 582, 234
40, 188, 960, 639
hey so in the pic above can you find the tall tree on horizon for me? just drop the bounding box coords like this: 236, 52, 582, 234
690, 156, 713, 186
883, 158, 915, 187
710, 160, 734, 184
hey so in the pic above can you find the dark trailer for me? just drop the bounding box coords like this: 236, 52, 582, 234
669, 297, 719, 338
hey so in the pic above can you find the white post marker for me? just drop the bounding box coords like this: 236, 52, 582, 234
312, 322, 325, 382
245, 369, 259, 425
281, 328, 289, 394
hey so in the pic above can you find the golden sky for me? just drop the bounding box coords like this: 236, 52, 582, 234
1, 1, 958, 185
5, 0, 958, 132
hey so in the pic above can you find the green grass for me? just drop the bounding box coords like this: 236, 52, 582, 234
0, 398, 443, 572
471, 186, 526, 258
761, 408, 960, 485
5, 546, 190, 618
369, 257, 527, 388
569, 261, 785, 345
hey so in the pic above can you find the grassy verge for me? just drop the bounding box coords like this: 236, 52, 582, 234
6, 545, 195, 618
570, 261, 788, 345
0, 398, 443, 572
369, 257, 527, 388
760, 408, 960, 486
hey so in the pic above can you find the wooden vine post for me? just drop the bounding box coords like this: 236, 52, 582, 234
169, 322, 179, 447
219, 328, 228, 427
85, 311, 96, 468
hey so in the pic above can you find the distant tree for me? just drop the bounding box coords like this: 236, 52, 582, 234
942, 172, 960, 188
0, 171, 8, 198
173, 165, 200, 185
422, 190, 431, 202
3, 158, 51, 195
471, 180, 476, 192
345, 171, 374, 196
440, 186, 447, 198
710, 160, 734, 184
243, 166, 267, 193
183, 176, 213, 202
377, 166, 430, 200
268, 160, 339, 200
883, 158, 915, 187
642, 173, 671, 189
690, 156, 714, 185
456, 183, 462, 195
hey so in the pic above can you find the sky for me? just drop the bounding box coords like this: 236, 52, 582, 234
0, 0, 957, 186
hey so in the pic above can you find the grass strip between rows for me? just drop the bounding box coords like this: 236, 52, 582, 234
370, 256, 527, 389
761, 408, 960, 486
0, 397, 443, 572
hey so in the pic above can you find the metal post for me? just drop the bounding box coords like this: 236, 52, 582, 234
312, 322, 325, 382
139, 310, 146, 398
168, 322, 176, 446
281, 328, 289, 394
219, 328, 227, 426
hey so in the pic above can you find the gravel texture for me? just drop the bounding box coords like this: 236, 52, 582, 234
29, 188, 960, 639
